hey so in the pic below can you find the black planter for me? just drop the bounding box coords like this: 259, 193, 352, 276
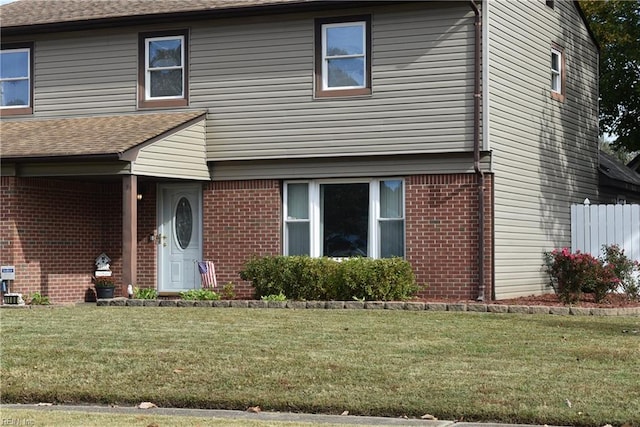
95, 286, 115, 299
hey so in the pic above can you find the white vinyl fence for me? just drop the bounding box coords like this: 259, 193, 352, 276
571, 201, 640, 262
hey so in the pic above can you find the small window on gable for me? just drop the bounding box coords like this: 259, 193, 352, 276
546, 0, 555, 9
0, 42, 33, 116
138, 30, 189, 109
551, 44, 565, 102
315, 15, 371, 98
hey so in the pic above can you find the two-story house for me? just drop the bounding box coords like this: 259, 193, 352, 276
0, 0, 599, 303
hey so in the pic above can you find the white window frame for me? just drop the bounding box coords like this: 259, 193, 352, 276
145, 35, 185, 101
283, 178, 405, 259
551, 47, 562, 94
0, 47, 31, 109
321, 21, 367, 91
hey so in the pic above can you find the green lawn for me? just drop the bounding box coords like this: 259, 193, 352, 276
1, 307, 639, 426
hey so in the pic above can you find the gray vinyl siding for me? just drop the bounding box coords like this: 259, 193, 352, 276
7, 2, 477, 160
488, 0, 599, 298
195, 3, 476, 160
212, 152, 491, 181
132, 120, 209, 180
33, 32, 138, 116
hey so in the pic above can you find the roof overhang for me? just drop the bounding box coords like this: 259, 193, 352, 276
1, 111, 210, 180
0, 1, 385, 37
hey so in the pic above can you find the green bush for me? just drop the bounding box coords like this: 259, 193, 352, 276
543, 246, 623, 303
337, 257, 419, 301
133, 287, 158, 300
260, 292, 287, 301
179, 289, 221, 301
221, 282, 236, 299
602, 244, 639, 300
28, 292, 50, 305
240, 256, 420, 301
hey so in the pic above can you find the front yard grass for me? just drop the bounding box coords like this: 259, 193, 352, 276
1, 307, 638, 426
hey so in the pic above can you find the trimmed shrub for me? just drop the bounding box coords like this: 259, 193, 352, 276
543, 247, 621, 303
240, 256, 420, 301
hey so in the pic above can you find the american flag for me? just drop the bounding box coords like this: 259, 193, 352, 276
197, 261, 217, 288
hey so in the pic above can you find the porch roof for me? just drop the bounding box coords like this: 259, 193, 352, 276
1, 111, 206, 160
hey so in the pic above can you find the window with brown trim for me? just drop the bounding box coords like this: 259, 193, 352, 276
551, 44, 565, 102
314, 15, 372, 98
138, 29, 189, 109
0, 42, 34, 116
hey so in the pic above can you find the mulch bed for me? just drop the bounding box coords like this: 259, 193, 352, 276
425, 293, 640, 309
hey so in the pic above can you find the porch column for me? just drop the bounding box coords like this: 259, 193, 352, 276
122, 175, 137, 294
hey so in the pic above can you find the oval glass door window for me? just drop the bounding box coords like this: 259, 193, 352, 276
175, 197, 193, 249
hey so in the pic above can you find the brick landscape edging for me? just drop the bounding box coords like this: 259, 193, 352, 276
88, 298, 640, 316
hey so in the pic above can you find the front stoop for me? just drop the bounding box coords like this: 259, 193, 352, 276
83, 298, 640, 316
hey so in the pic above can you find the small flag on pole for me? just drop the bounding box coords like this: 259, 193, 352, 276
197, 261, 217, 288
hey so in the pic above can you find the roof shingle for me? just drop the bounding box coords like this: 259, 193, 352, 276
0, 111, 206, 159
0, 0, 313, 28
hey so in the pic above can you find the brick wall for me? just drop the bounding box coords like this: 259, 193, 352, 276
0, 177, 122, 303
203, 180, 281, 298
203, 174, 493, 301
406, 173, 493, 300
137, 183, 157, 289
1, 173, 493, 303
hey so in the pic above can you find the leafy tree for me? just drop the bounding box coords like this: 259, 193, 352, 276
580, 0, 640, 152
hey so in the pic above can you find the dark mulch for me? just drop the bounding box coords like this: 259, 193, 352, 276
491, 292, 640, 308
422, 293, 640, 308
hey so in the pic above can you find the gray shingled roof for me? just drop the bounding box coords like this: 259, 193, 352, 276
0, 0, 314, 28
0, 111, 206, 159
599, 150, 640, 187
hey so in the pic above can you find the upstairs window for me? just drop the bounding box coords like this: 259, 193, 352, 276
138, 30, 188, 108
551, 45, 565, 101
284, 179, 405, 258
0, 43, 33, 115
315, 15, 371, 98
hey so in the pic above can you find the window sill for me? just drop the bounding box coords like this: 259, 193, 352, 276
0, 107, 33, 116
315, 88, 372, 99
551, 91, 565, 102
138, 99, 189, 109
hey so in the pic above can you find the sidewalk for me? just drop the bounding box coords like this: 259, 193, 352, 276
1, 404, 564, 427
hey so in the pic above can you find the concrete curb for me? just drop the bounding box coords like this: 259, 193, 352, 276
84, 297, 640, 316
0, 403, 566, 427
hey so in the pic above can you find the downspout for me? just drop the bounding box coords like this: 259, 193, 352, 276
469, 0, 485, 301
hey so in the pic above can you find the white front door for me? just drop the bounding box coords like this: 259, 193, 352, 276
157, 184, 202, 293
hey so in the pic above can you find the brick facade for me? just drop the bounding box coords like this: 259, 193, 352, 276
2, 174, 493, 303
405, 174, 493, 300
0, 177, 122, 302
203, 180, 282, 298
